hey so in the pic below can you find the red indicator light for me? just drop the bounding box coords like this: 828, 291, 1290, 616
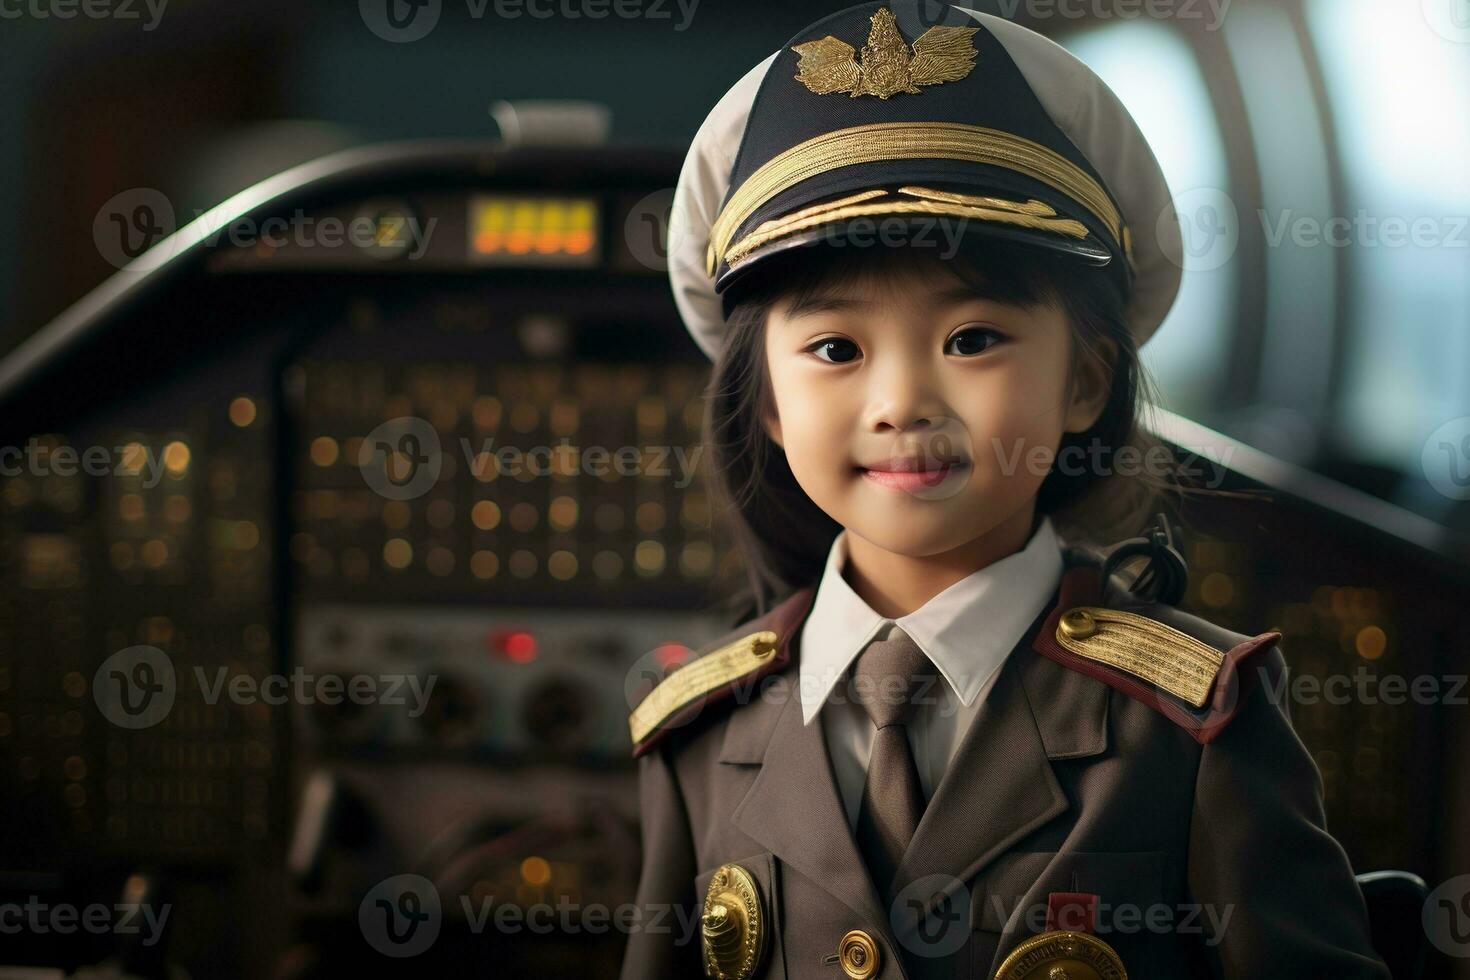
490, 629, 537, 663
654, 642, 691, 670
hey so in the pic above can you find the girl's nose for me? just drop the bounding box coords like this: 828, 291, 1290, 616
873, 411, 938, 433
864, 360, 947, 434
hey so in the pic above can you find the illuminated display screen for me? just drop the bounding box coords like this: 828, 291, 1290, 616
468, 194, 600, 266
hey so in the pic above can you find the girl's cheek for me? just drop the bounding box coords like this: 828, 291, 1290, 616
788, 389, 859, 433
961, 401, 1057, 468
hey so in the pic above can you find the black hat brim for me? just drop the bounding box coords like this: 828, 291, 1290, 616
716, 211, 1113, 302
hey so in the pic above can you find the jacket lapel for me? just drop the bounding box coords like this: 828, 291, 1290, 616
730, 677, 897, 930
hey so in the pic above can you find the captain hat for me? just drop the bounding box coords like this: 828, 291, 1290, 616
668, 0, 1184, 361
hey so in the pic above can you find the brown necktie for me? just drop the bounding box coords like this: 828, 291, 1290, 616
849, 622, 936, 899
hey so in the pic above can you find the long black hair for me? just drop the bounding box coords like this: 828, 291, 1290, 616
702, 236, 1187, 619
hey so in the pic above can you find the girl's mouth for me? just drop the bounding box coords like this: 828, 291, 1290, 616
856, 460, 969, 494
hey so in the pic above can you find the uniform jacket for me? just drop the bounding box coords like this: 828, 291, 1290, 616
619, 547, 1390, 979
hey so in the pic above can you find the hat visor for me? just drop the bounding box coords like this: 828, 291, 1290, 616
715, 210, 1112, 297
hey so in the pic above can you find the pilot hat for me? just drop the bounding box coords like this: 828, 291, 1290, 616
669, 0, 1184, 361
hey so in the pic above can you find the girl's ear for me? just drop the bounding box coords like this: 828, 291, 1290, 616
1063, 335, 1118, 434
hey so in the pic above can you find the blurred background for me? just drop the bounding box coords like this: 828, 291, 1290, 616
0, 0, 1467, 977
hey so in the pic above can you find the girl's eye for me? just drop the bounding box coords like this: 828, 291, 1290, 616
945, 326, 1004, 357
807, 337, 861, 364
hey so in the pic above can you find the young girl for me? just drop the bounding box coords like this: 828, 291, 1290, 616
622, 3, 1388, 978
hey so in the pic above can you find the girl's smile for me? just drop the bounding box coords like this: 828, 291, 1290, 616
855, 449, 971, 496
859, 462, 964, 493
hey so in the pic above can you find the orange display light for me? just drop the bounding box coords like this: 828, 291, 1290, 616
469, 195, 599, 266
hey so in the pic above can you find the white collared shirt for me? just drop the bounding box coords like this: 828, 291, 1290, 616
799, 516, 1065, 829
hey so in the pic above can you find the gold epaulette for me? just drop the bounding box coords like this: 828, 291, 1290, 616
1054, 606, 1224, 708
1032, 564, 1282, 744
629, 629, 783, 757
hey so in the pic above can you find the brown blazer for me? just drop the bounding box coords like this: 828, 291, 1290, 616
619, 549, 1389, 979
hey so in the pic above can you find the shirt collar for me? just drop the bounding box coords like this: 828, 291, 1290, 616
798, 515, 1065, 725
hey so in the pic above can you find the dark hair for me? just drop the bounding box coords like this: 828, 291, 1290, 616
702, 235, 1189, 619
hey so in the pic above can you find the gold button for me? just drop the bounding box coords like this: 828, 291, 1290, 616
837, 929, 880, 979
748, 630, 778, 660
1059, 608, 1097, 640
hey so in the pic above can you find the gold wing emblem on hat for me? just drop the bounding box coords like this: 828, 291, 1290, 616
792, 6, 978, 100
789, 36, 864, 96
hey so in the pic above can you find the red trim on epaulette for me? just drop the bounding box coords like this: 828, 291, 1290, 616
1031, 566, 1281, 745
1194, 631, 1282, 742
630, 585, 816, 759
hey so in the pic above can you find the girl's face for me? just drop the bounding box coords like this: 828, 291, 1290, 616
762, 259, 1113, 560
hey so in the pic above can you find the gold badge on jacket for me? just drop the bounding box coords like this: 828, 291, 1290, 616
792, 6, 978, 100
994, 892, 1126, 980
701, 863, 768, 979
992, 930, 1127, 980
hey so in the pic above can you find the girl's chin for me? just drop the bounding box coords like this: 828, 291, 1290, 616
839, 519, 980, 559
